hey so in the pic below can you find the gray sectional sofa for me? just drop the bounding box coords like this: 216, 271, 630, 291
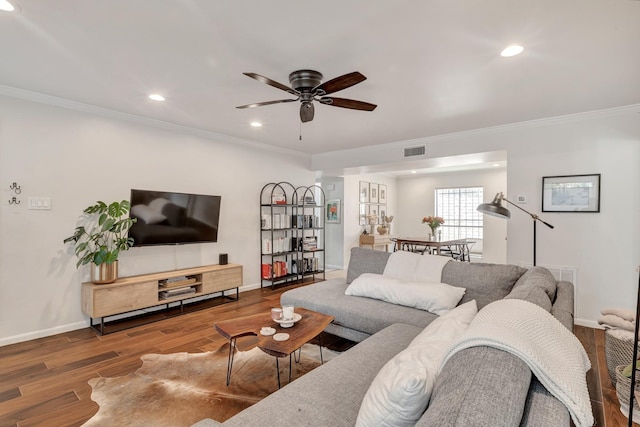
194, 247, 577, 427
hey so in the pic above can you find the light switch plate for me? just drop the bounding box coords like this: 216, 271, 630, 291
28, 197, 51, 210
516, 195, 527, 204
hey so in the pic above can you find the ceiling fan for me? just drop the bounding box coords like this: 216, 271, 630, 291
236, 70, 377, 123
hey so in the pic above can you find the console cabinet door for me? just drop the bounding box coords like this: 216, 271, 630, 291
84, 281, 157, 317
201, 266, 242, 294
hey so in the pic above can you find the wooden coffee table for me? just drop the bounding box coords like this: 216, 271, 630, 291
214, 307, 334, 387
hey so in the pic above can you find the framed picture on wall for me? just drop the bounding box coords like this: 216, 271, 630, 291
359, 203, 369, 225
379, 184, 387, 204
370, 205, 379, 223
326, 199, 341, 223
370, 183, 379, 203
359, 181, 370, 203
379, 205, 387, 224
542, 174, 601, 212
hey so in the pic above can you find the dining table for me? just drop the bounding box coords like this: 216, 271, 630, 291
391, 237, 473, 261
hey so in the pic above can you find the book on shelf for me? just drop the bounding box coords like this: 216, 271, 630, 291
262, 237, 291, 254
261, 261, 289, 279
292, 257, 320, 274
292, 214, 320, 229
302, 236, 318, 251
159, 286, 196, 299
261, 213, 292, 229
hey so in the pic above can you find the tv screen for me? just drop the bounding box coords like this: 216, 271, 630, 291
128, 189, 221, 246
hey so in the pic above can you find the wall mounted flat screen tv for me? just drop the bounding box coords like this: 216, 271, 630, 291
129, 189, 221, 246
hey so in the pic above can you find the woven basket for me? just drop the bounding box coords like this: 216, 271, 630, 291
616, 365, 640, 415
605, 329, 636, 387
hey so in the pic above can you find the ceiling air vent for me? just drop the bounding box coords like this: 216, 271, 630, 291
404, 145, 426, 158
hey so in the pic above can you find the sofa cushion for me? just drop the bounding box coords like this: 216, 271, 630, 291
282, 279, 438, 337
505, 284, 552, 312
512, 266, 557, 302
345, 273, 465, 315
417, 346, 532, 427
346, 247, 391, 284
357, 302, 477, 427
441, 262, 526, 309
382, 251, 451, 284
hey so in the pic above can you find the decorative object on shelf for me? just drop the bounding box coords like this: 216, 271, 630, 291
377, 225, 388, 235
422, 216, 445, 240
542, 174, 601, 212
477, 192, 554, 266
326, 199, 341, 223
63, 200, 136, 284
366, 214, 378, 235
383, 215, 394, 235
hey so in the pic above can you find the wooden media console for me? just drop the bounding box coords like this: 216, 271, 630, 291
81, 263, 243, 334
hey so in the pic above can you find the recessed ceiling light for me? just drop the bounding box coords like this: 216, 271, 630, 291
0, 0, 15, 11
501, 45, 524, 57
148, 94, 165, 101
250, 122, 263, 127
492, 163, 500, 167
411, 170, 417, 174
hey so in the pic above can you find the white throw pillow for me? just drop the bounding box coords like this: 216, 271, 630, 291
356, 301, 478, 427
383, 251, 451, 283
131, 204, 166, 225
345, 273, 465, 315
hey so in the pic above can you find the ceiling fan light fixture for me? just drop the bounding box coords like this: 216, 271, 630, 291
501, 45, 524, 57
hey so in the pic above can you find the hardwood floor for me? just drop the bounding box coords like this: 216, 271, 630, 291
0, 279, 636, 427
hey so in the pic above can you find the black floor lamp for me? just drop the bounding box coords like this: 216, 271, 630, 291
476, 192, 554, 266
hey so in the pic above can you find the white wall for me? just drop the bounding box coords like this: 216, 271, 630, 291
0, 95, 314, 345
313, 106, 640, 327
320, 177, 344, 270
395, 168, 508, 263
343, 174, 397, 267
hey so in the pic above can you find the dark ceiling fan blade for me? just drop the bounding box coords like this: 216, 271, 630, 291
243, 72, 297, 94
320, 97, 377, 111
236, 99, 297, 109
314, 72, 366, 95
300, 102, 315, 123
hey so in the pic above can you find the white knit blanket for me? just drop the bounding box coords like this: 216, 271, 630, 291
441, 299, 594, 427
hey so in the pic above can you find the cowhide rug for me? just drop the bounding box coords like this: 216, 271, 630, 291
84, 341, 338, 427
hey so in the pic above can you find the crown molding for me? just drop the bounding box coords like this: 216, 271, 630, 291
0, 84, 310, 160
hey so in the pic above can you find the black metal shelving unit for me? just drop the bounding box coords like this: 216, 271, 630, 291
260, 182, 325, 289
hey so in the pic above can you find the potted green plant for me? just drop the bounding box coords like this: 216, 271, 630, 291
63, 200, 137, 284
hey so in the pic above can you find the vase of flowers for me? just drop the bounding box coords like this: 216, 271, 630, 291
422, 216, 445, 240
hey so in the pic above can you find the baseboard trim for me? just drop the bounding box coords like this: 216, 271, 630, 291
0, 283, 264, 347
574, 318, 602, 329
0, 320, 89, 347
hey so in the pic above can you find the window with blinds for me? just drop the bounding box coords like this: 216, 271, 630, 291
435, 187, 484, 241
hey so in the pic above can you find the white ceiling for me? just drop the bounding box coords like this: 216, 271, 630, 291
1, 0, 640, 156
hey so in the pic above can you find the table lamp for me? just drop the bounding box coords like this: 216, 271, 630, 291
476, 192, 554, 266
